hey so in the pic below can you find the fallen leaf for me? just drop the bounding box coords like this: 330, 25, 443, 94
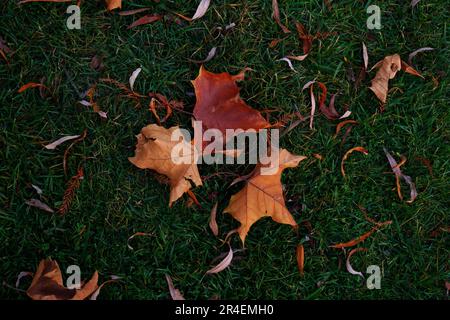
330, 221, 391, 248
272, 0, 291, 33
58, 167, 84, 215
206, 245, 233, 274
118, 8, 150, 16
165, 275, 185, 300
224, 149, 307, 243
129, 124, 202, 206
335, 120, 358, 138
369, 54, 423, 103
346, 248, 367, 278
90, 276, 120, 300
44, 135, 80, 150
408, 47, 434, 65
296, 244, 304, 275
341, 146, 368, 177
209, 202, 219, 236
105, 0, 121, 11
277, 57, 297, 72
191, 0, 211, 20
27, 259, 98, 300
302, 81, 316, 129
127, 14, 163, 29
314, 82, 351, 120
26, 199, 54, 213
16, 271, 33, 288
295, 21, 313, 54
192, 66, 269, 136
129, 67, 142, 91
188, 47, 217, 64
127, 232, 154, 250
18, 82, 48, 94
411, 0, 421, 8
362, 42, 368, 70
383, 148, 418, 203
89, 55, 104, 71
401, 60, 424, 78
31, 184, 43, 195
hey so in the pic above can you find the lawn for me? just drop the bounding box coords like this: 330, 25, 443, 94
0, 0, 448, 300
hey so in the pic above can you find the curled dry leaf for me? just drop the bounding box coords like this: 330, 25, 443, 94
334, 120, 358, 138
296, 244, 305, 275
191, 0, 211, 20
341, 146, 368, 177
188, 47, 217, 64
27, 259, 98, 300
165, 275, 185, 300
330, 220, 392, 249
44, 135, 80, 150
383, 148, 418, 203
272, 0, 291, 33
16, 271, 33, 288
346, 248, 367, 278
209, 202, 219, 236
315, 82, 351, 120
26, 199, 54, 213
369, 54, 423, 103
192, 66, 269, 136
90, 276, 120, 300
148, 92, 180, 125
105, 0, 121, 11
362, 42, 369, 71
129, 124, 202, 207
129, 67, 142, 91
295, 21, 313, 55
127, 14, 163, 29
224, 149, 307, 243
206, 245, 233, 274
302, 81, 316, 129
18, 82, 48, 94
408, 47, 434, 65
277, 57, 296, 72
118, 8, 151, 16
127, 232, 154, 250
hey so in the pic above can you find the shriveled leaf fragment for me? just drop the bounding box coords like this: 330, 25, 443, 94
369, 54, 423, 103
188, 47, 217, 64
165, 275, 185, 300
118, 8, 150, 16
411, 0, 421, 8
16, 271, 33, 288
129, 124, 202, 206
105, 0, 121, 11
296, 244, 305, 275
191, 0, 211, 20
206, 245, 233, 274
346, 248, 367, 278
18, 82, 48, 93
31, 184, 43, 195
330, 221, 392, 248
272, 0, 291, 33
341, 147, 368, 177
383, 148, 418, 203
90, 276, 120, 300
26, 199, 54, 213
277, 57, 296, 72
129, 67, 142, 91
314, 82, 351, 120
209, 202, 219, 236
192, 66, 269, 135
302, 81, 316, 129
127, 232, 154, 250
224, 149, 306, 243
44, 135, 80, 150
127, 14, 163, 29
408, 47, 434, 65
295, 21, 313, 55
27, 259, 98, 300
362, 42, 368, 70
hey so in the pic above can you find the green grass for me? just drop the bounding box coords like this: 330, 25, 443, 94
0, 0, 449, 299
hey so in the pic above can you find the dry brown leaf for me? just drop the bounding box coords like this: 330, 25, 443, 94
296, 244, 305, 275
346, 248, 367, 278
127, 14, 163, 29
209, 202, 219, 236
206, 245, 233, 274
383, 148, 418, 203
18, 82, 48, 94
330, 221, 392, 249
58, 167, 84, 215
334, 120, 358, 138
25, 199, 54, 213
369, 54, 423, 103
341, 146, 368, 177
192, 66, 269, 136
129, 124, 202, 206
165, 275, 185, 300
224, 149, 306, 243
295, 21, 313, 54
272, 0, 291, 33
26, 259, 98, 300
105, 0, 121, 11
118, 8, 151, 16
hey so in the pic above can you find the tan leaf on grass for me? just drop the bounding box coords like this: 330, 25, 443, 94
346, 248, 367, 278
129, 67, 142, 91
44, 135, 80, 150
26, 259, 98, 300
369, 54, 423, 103
408, 47, 434, 65
127, 14, 163, 29
209, 202, 219, 236
224, 149, 307, 243
272, 0, 291, 33
105, 0, 121, 11
177, 0, 211, 21
165, 275, 185, 300
383, 148, 418, 203
127, 232, 154, 250
188, 47, 217, 64
26, 199, 55, 213
129, 124, 202, 207
362, 42, 368, 70
118, 8, 151, 16
206, 245, 233, 274
341, 146, 368, 177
